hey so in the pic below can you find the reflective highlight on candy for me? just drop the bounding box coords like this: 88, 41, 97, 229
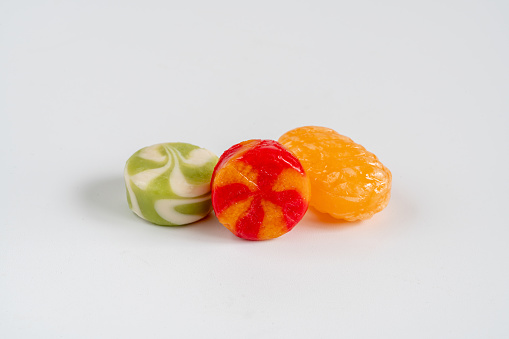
124, 142, 218, 226
211, 140, 310, 240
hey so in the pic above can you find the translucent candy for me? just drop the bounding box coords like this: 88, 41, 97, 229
279, 126, 391, 221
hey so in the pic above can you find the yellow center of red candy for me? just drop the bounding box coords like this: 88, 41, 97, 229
211, 140, 310, 240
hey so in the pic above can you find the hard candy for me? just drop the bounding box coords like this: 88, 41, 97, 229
279, 126, 392, 221
211, 140, 310, 240
124, 142, 218, 226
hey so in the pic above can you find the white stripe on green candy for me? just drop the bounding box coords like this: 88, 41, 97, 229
130, 152, 172, 190
124, 143, 218, 226
167, 146, 211, 198
124, 166, 142, 217
154, 195, 212, 225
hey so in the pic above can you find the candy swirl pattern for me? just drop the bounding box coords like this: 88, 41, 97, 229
124, 143, 218, 226
211, 140, 310, 240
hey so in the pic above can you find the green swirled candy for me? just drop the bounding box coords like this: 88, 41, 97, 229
124, 142, 218, 226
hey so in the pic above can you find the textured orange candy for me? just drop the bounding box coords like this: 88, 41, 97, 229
211, 140, 310, 240
279, 126, 391, 221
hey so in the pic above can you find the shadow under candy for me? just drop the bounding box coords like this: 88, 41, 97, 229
79, 175, 131, 222
78, 174, 232, 241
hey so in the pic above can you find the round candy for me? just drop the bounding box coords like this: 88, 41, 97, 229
124, 142, 218, 226
279, 126, 392, 221
211, 140, 310, 240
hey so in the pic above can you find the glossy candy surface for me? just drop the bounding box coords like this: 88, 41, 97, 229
211, 140, 310, 240
124, 142, 218, 226
279, 126, 391, 221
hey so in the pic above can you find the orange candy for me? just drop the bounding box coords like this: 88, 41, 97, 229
211, 140, 310, 240
279, 126, 391, 221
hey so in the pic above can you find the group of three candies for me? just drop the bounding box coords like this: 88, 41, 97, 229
124, 126, 392, 240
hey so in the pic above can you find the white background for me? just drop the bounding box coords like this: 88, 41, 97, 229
1, 0, 508, 338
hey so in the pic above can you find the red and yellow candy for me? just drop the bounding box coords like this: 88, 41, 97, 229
211, 140, 310, 240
